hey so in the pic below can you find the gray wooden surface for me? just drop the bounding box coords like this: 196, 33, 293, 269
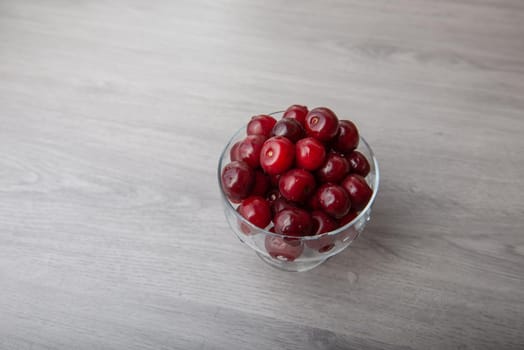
1, 0, 523, 349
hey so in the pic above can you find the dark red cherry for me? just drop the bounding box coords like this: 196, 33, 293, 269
237, 135, 266, 168
283, 104, 308, 126
305, 107, 339, 142
295, 137, 326, 171
265, 236, 304, 262
221, 161, 255, 202
271, 118, 304, 143
237, 196, 272, 229
346, 151, 370, 177
317, 184, 351, 219
278, 169, 316, 202
247, 115, 277, 137
273, 208, 313, 237
341, 174, 372, 211
260, 136, 295, 175
316, 153, 350, 183
333, 120, 359, 153
251, 170, 270, 197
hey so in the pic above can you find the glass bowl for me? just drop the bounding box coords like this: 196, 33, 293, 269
217, 112, 379, 272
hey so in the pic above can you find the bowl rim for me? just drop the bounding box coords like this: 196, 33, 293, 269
217, 111, 380, 241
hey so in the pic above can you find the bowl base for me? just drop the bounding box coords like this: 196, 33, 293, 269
256, 252, 327, 272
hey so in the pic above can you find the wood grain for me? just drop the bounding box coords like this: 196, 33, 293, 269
1, 0, 523, 349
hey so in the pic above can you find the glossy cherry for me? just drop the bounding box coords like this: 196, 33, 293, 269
271, 118, 304, 143
283, 104, 308, 126
247, 115, 277, 137
333, 120, 359, 153
317, 184, 351, 219
265, 235, 304, 262
278, 168, 316, 202
260, 136, 295, 175
237, 196, 272, 229
346, 150, 370, 177
305, 107, 339, 142
316, 153, 350, 183
341, 174, 372, 211
295, 137, 326, 171
251, 170, 270, 197
221, 161, 255, 202
237, 135, 266, 168
273, 208, 313, 237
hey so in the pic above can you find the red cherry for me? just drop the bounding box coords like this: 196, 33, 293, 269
247, 115, 277, 137
333, 120, 359, 153
341, 174, 372, 211
346, 151, 370, 177
306, 211, 339, 252
251, 170, 270, 197
283, 104, 308, 126
237, 196, 272, 229
305, 107, 339, 142
295, 137, 326, 171
260, 136, 295, 175
317, 184, 351, 219
265, 235, 304, 262
316, 153, 350, 183
273, 208, 313, 237
271, 118, 304, 143
278, 168, 316, 202
221, 161, 255, 201
230, 141, 241, 161
339, 211, 358, 226
237, 135, 266, 168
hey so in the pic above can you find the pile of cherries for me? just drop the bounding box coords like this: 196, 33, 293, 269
221, 105, 372, 259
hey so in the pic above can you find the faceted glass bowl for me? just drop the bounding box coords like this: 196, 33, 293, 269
217, 112, 379, 272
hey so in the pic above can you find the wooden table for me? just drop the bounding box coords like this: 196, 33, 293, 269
1, 1, 523, 349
